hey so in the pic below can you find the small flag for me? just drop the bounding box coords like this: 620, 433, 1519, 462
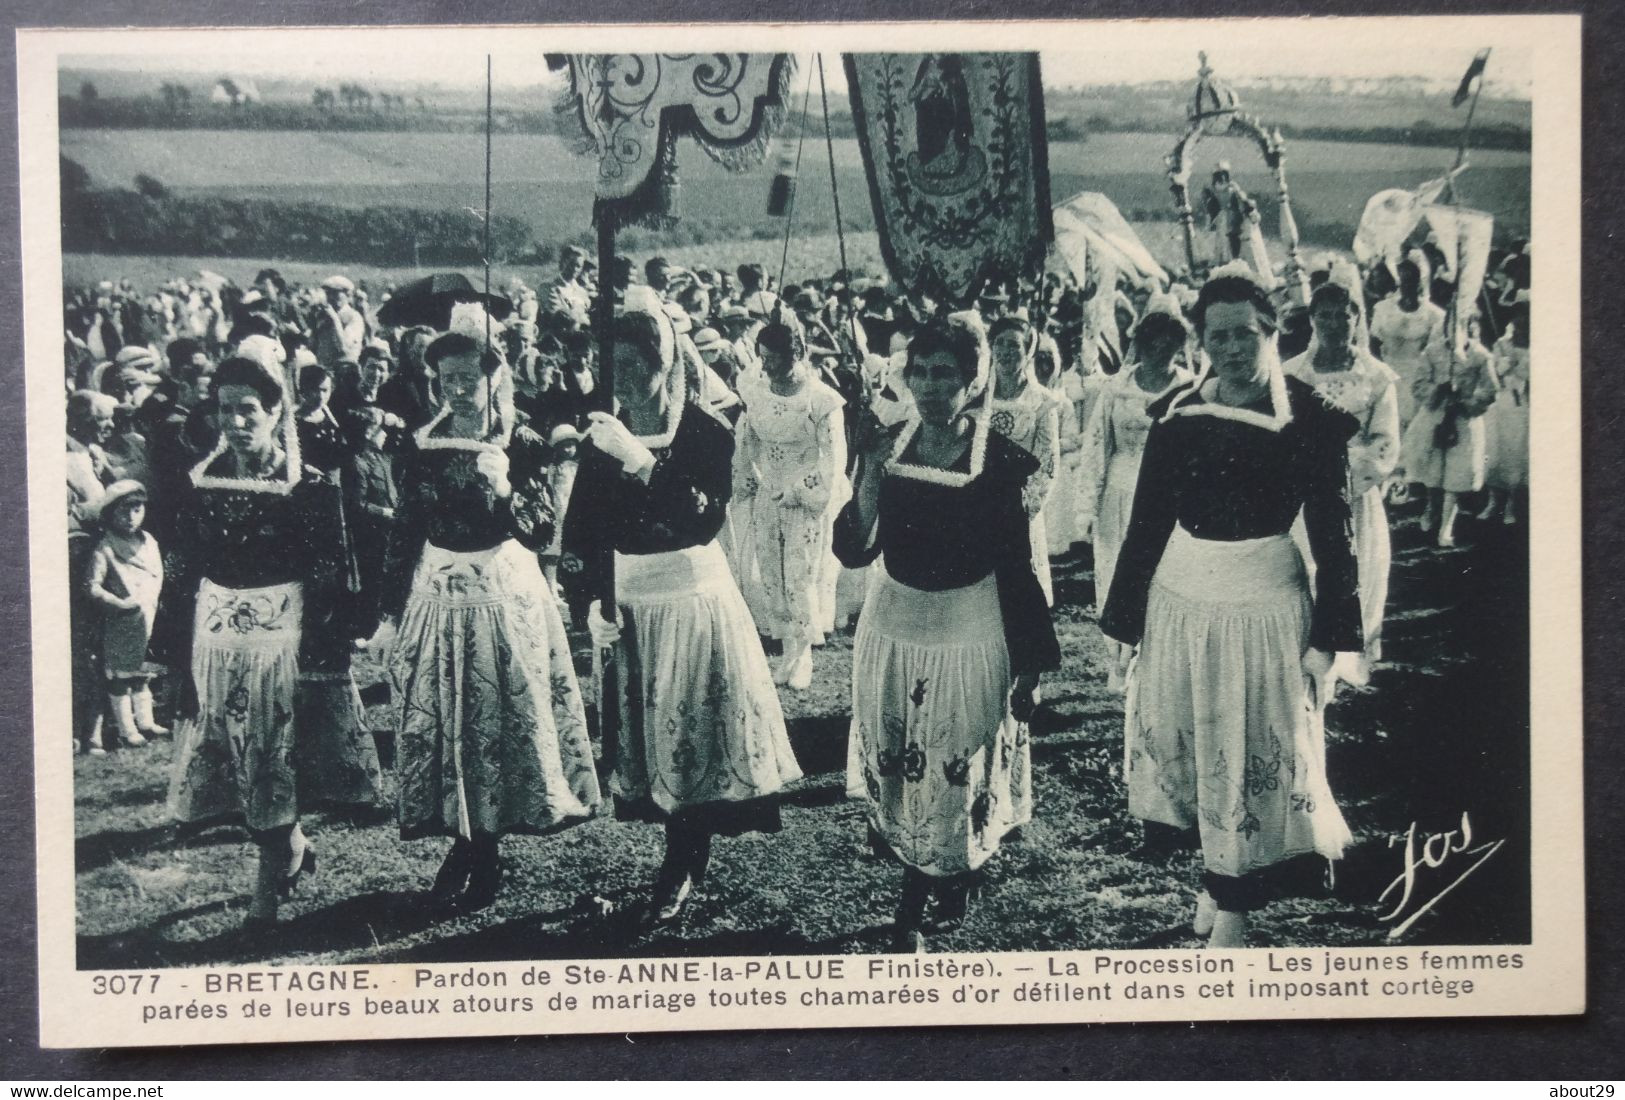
1452, 49, 1490, 108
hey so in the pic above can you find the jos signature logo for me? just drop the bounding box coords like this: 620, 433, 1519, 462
1378, 811, 1505, 939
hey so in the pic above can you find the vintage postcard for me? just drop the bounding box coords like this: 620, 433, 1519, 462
17, 14, 1583, 1048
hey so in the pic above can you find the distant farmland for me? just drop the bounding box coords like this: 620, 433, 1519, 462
61, 128, 1530, 266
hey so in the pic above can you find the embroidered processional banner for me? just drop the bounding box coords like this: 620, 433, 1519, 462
547, 53, 795, 226
845, 52, 1052, 305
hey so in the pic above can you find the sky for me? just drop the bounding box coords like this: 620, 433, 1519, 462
56, 21, 1536, 99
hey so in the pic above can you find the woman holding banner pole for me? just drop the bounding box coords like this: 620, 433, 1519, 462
561, 287, 799, 924
837, 312, 1059, 952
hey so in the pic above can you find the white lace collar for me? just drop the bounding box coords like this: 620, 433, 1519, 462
414, 406, 509, 454
887, 410, 991, 489
190, 443, 298, 494
1162, 360, 1292, 433
1119, 361, 1194, 401
190, 406, 302, 494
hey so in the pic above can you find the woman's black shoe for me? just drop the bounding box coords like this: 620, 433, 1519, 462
429, 839, 474, 906
891, 866, 930, 951
459, 838, 502, 911
929, 880, 975, 931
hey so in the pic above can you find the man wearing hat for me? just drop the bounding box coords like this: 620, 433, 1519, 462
334, 340, 410, 450
104, 344, 163, 409
715, 303, 763, 375
314, 275, 366, 370
856, 286, 896, 355
96, 345, 162, 494
736, 262, 779, 320
791, 288, 839, 358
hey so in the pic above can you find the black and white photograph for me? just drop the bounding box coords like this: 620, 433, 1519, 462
16, 14, 1584, 1046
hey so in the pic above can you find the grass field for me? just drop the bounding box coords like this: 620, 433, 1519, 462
72, 503, 1530, 968
61, 129, 1532, 264
63, 232, 893, 298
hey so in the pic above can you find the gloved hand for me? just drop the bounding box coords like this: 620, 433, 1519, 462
475, 450, 512, 497
363, 617, 399, 664
587, 599, 622, 649
586, 412, 656, 476
1302, 646, 1337, 710
1112, 642, 1136, 690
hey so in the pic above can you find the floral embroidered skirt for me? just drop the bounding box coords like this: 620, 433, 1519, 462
390, 540, 601, 841
1124, 527, 1352, 878
609, 542, 800, 819
168, 580, 304, 832
719, 498, 770, 630
750, 498, 830, 645
846, 564, 1030, 877
294, 670, 387, 813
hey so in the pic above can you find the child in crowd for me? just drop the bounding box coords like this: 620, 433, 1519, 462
84, 481, 166, 749
342, 406, 398, 636
540, 423, 581, 604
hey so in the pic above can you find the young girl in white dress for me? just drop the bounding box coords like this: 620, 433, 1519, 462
1479, 300, 1529, 525
987, 313, 1064, 606
1285, 265, 1401, 681
732, 311, 849, 690
1037, 334, 1086, 558
1401, 315, 1501, 547
1369, 253, 1446, 466
1078, 293, 1194, 687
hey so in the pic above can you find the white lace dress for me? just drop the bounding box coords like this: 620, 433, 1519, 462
989, 380, 1064, 606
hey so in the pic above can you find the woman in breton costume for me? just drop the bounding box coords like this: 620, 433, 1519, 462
561, 288, 799, 923
1479, 297, 1530, 525
986, 313, 1065, 606
374, 306, 601, 911
1369, 254, 1447, 437
732, 310, 849, 691
1077, 293, 1195, 689
158, 349, 385, 928
1099, 267, 1362, 949
1399, 310, 1500, 548
1036, 333, 1087, 559
836, 313, 1060, 952
1284, 263, 1401, 681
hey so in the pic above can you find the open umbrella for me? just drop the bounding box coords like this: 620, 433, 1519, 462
375, 273, 514, 331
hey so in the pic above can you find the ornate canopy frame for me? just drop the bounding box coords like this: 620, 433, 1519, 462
1165, 52, 1311, 307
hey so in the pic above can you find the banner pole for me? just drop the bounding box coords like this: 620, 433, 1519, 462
1446, 49, 1490, 205
594, 207, 620, 768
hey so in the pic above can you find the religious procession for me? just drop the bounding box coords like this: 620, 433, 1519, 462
60, 48, 1533, 963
